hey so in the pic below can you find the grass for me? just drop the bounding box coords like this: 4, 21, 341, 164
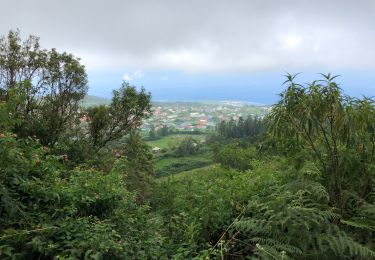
147, 134, 206, 149
146, 133, 213, 178
154, 150, 213, 178
157, 164, 217, 182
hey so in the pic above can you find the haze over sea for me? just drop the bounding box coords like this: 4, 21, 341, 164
88, 70, 375, 105
3, 1, 374, 104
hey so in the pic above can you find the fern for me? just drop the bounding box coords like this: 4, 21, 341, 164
316, 230, 375, 259
229, 180, 375, 259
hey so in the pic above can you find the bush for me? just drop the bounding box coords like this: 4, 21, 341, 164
0, 133, 164, 259
213, 142, 257, 170
174, 137, 200, 157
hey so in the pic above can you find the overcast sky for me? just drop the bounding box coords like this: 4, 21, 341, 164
1, 0, 374, 102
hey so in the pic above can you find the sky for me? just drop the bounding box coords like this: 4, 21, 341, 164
1, 0, 374, 104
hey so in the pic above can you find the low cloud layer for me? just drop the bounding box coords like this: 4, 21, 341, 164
1, 0, 375, 73
122, 70, 144, 81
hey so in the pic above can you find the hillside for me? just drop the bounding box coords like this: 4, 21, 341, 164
81, 95, 111, 107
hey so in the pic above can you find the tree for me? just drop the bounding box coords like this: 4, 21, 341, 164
0, 30, 88, 146
35, 49, 88, 145
175, 137, 200, 157
86, 105, 110, 147
268, 73, 375, 206
86, 82, 151, 150
0, 30, 46, 100
0, 133, 164, 259
158, 125, 169, 136
210, 115, 265, 144
149, 125, 157, 140
213, 142, 257, 171
111, 131, 154, 202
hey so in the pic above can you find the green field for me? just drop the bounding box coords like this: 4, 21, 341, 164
157, 164, 217, 182
146, 134, 206, 149
146, 134, 213, 177
154, 151, 213, 177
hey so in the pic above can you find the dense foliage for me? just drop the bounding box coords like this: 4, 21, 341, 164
117, 131, 155, 202
174, 136, 201, 157
268, 73, 375, 207
1, 31, 375, 259
208, 115, 265, 144
0, 133, 164, 259
153, 74, 375, 259
0, 30, 88, 146
213, 142, 257, 171
148, 124, 204, 141
0, 31, 160, 259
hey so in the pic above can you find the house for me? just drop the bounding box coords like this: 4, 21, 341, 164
152, 147, 161, 153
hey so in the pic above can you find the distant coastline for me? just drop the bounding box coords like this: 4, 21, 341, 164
83, 94, 269, 107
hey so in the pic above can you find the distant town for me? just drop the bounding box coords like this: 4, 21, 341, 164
82, 95, 271, 132
142, 101, 270, 132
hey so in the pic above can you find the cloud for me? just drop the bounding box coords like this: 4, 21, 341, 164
161, 76, 169, 80
122, 70, 144, 81
1, 0, 375, 73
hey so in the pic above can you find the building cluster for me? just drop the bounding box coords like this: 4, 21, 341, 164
141, 101, 270, 132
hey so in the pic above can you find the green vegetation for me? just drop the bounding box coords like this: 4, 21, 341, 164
1, 31, 375, 259
81, 95, 111, 107
157, 164, 216, 181
146, 133, 205, 149
143, 101, 269, 134
154, 151, 212, 177
0, 30, 88, 147
0, 134, 164, 259
0, 31, 160, 259
209, 115, 266, 143
147, 133, 212, 177
152, 73, 375, 259
213, 142, 257, 171
86, 82, 151, 150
